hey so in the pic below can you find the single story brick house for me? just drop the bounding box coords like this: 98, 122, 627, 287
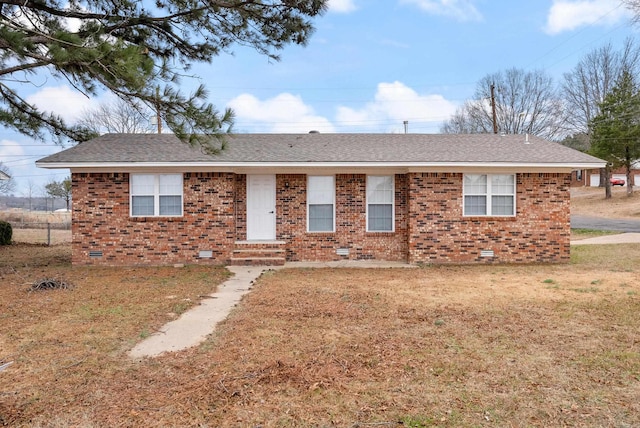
36, 133, 604, 266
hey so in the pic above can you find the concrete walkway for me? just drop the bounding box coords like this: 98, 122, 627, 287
130, 237, 640, 358
128, 261, 414, 358
570, 232, 640, 245
129, 265, 275, 358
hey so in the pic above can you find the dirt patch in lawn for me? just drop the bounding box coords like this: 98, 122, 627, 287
1, 243, 640, 427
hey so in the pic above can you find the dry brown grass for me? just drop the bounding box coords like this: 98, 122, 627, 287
571, 186, 640, 219
0, 210, 71, 226
1, 210, 71, 245
10, 228, 71, 245
1, 243, 639, 427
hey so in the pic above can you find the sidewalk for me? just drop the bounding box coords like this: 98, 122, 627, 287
129, 238, 640, 358
128, 261, 414, 358
128, 265, 276, 358
570, 232, 640, 245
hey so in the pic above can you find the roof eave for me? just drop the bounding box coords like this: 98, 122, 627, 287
36, 160, 606, 173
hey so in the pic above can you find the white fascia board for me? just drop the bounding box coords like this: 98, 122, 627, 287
36, 160, 606, 173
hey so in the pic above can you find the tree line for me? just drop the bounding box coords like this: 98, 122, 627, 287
440, 37, 640, 198
3, 0, 640, 201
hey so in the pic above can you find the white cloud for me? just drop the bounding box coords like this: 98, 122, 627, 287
400, 0, 482, 22
336, 81, 457, 133
26, 85, 99, 123
227, 93, 335, 133
545, 0, 631, 34
327, 0, 358, 13
3, 134, 69, 194
0, 139, 25, 163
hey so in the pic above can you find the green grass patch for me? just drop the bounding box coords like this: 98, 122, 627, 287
571, 287, 600, 293
571, 228, 620, 238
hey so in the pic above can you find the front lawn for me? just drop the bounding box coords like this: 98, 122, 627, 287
1, 243, 639, 427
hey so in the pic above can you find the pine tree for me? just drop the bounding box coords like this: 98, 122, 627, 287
0, 0, 328, 151
590, 70, 640, 197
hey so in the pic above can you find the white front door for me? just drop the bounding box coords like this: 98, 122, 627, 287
247, 175, 276, 240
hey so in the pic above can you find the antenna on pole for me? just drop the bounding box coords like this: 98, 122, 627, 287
490, 83, 498, 134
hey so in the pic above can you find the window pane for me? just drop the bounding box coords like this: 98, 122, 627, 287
159, 195, 182, 216
491, 195, 514, 216
369, 204, 392, 231
132, 196, 154, 216
367, 176, 393, 204
464, 195, 486, 215
491, 174, 514, 194
308, 176, 334, 205
464, 174, 487, 194
159, 174, 182, 195
131, 175, 154, 195
309, 204, 333, 232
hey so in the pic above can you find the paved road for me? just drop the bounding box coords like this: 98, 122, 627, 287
571, 215, 640, 232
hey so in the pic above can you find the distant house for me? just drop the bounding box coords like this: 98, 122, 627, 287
0, 170, 9, 180
571, 164, 640, 187
36, 133, 604, 266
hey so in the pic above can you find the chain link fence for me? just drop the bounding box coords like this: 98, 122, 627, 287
1, 209, 72, 245
9, 221, 71, 245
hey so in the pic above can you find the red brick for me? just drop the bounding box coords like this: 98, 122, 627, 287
71, 172, 571, 265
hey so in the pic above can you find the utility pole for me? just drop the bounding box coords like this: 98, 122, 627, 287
155, 87, 162, 134
490, 83, 498, 134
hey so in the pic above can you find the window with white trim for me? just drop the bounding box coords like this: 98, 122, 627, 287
307, 176, 335, 232
130, 174, 183, 217
367, 175, 394, 232
463, 174, 515, 216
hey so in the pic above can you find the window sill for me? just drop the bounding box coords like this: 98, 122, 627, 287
130, 216, 183, 221
462, 216, 516, 221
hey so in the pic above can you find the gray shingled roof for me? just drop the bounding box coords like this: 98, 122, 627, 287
36, 133, 604, 166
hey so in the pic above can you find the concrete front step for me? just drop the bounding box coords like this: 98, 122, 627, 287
229, 257, 286, 266
232, 248, 285, 258
230, 240, 287, 266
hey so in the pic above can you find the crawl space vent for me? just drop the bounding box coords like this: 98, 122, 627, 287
336, 248, 350, 256
89, 251, 103, 258
199, 250, 213, 259
480, 250, 495, 258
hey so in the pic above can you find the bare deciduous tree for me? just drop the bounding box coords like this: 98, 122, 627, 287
561, 38, 640, 141
0, 163, 16, 195
21, 180, 38, 211
441, 68, 567, 140
77, 99, 154, 135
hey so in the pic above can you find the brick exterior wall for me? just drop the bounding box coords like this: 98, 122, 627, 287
71, 171, 571, 266
71, 172, 236, 265
276, 174, 408, 262
407, 172, 571, 264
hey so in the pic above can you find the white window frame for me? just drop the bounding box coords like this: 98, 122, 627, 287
307, 175, 335, 232
366, 175, 395, 232
463, 174, 516, 217
130, 173, 183, 217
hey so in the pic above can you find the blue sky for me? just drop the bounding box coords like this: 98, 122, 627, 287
0, 0, 637, 194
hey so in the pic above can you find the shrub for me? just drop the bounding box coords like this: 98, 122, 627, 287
0, 221, 12, 245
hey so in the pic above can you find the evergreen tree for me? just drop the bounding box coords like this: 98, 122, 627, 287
589, 70, 640, 197
44, 176, 72, 210
0, 0, 328, 151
